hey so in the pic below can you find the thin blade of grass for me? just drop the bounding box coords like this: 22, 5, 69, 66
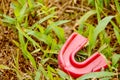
111, 21, 120, 44
0, 65, 10, 69
35, 67, 42, 80
18, 31, 37, 69
17, 0, 26, 6
37, 13, 56, 24
45, 20, 70, 34
1, 15, 16, 24
114, 27, 120, 44
114, 0, 120, 13
57, 69, 70, 80
16, 23, 40, 47
95, 0, 101, 22
26, 30, 52, 46
37, 64, 48, 79
28, 0, 35, 9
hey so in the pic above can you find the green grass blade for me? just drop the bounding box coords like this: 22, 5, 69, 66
95, 0, 101, 22
35, 67, 42, 80
88, 0, 94, 5
26, 30, 52, 46
112, 54, 120, 66
77, 10, 96, 33
28, 0, 35, 9
94, 16, 114, 44
114, 0, 120, 13
1, 15, 16, 24
0, 65, 10, 69
115, 13, 120, 24
37, 13, 56, 24
37, 64, 48, 79
18, 3, 27, 22
17, 0, 26, 6
77, 72, 115, 80
16, 23, 40, 47
52, 26, 65, 42
20, 3, 27, 17
114, 27, 120, 44
45, 20, 70, 34
111, 21, 120, 44
57, 69, 70, 80
18, 32, 37, 69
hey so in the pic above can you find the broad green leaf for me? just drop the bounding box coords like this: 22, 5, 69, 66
93, 16, 114, 46
77, 10, 96, 33
0, 65, 10, 69
112, 54, 120, 66
77, 72, 115, 80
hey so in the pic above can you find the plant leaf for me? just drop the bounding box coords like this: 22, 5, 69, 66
77, 72, 115, 80
114, 27, 120, 44
57, 69, 70, 80
17, 0, 26, 6
112, 54, 120, 66
18, 31, 37, 69
37, 13, 56, 24
93, 16, 114, 46
45, 20, 70, 34
77, 10, 96, 33
52, 26, 65, 42
0, 65, 10, 69
26, 30, 52, 46
2, 15, 16, 24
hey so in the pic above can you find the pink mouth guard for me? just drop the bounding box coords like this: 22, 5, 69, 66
58, 33, 108, 78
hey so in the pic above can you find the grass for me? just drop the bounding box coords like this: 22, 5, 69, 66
0, 0, 120, 80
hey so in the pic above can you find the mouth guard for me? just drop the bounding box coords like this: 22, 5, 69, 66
58, 33, 108, 78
